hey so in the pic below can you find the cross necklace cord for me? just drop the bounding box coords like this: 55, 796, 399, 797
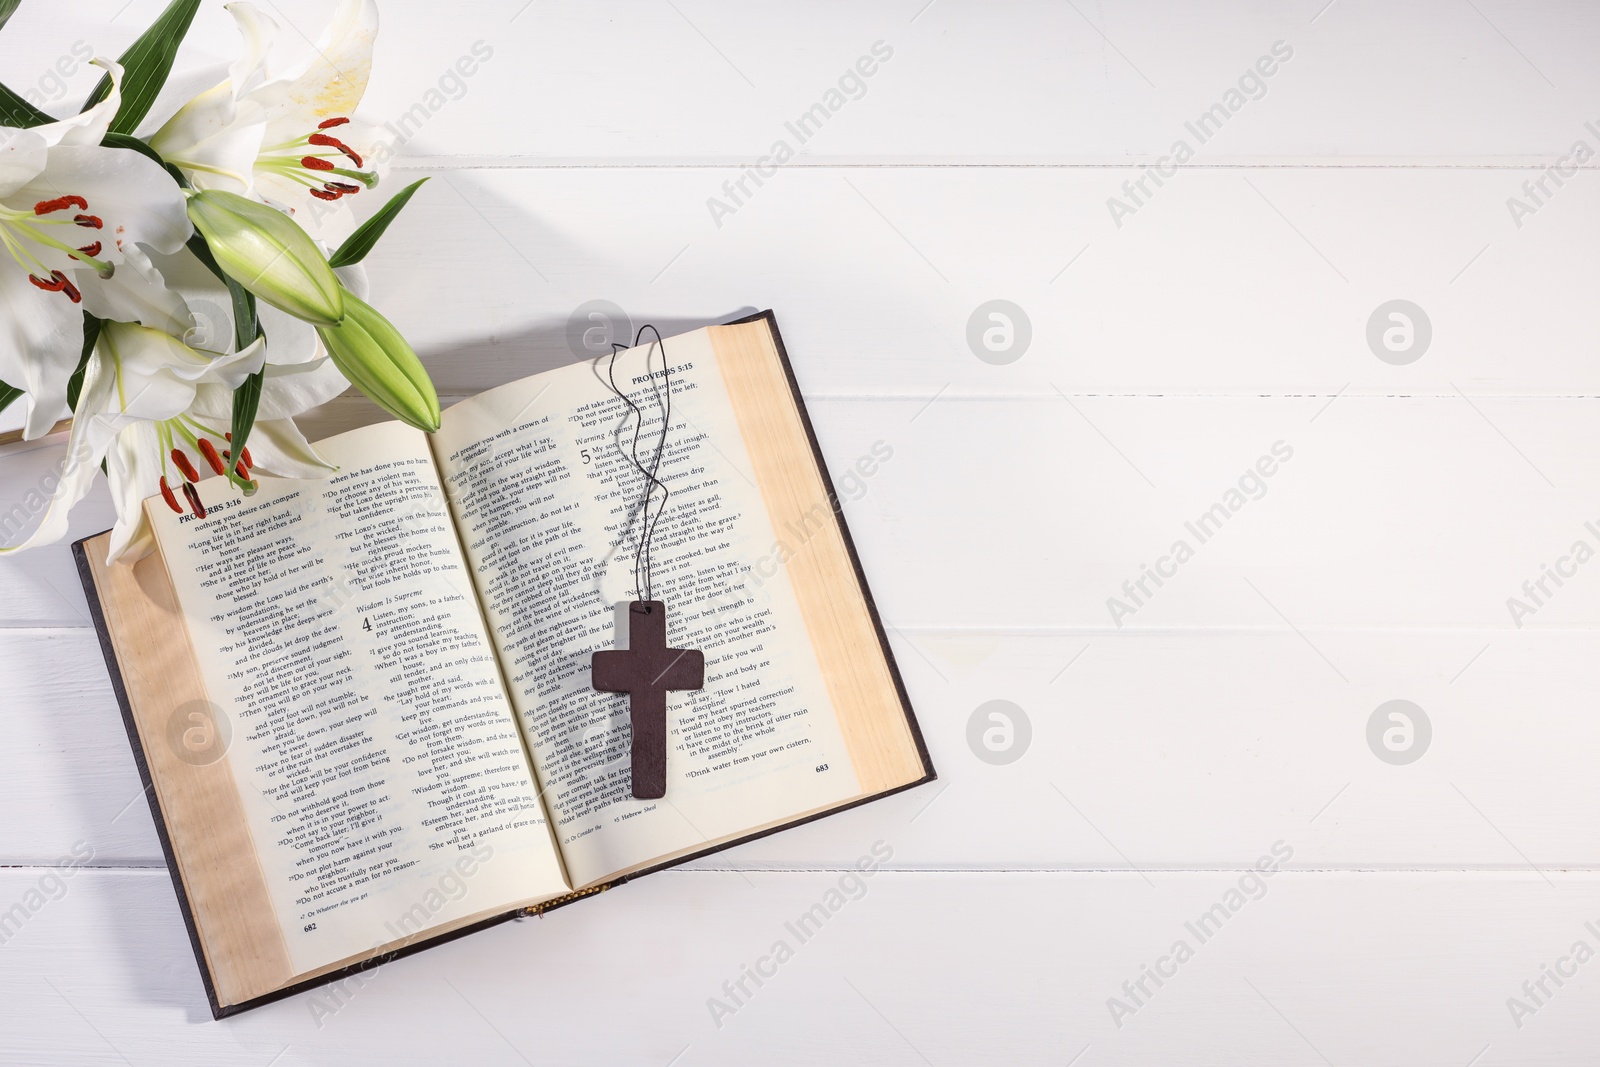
590, 327, 704, 799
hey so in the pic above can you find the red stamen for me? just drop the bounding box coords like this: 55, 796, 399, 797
182, 482, 206, 518
326, 181, 361, 194
301, 156, 335, 171
73, 214, 102, 229
307, 132, 362, 167
75, 241, 102, 257
242, 446, 254, 469
159, 476, 183, 514
317, 116, 350, 129
234, 461, 249, 480
171, 449, 201, 483
34, 195, 88, 215
29, 271, 80, 302
197, 438, 227, 476
309, 187, 340, 200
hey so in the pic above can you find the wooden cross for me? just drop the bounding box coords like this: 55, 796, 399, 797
591, 601, 704, 799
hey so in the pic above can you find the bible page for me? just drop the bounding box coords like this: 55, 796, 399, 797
147, 420, 569, 975
431, 328, 861, 888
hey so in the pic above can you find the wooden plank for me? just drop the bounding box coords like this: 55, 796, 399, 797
0, 629, 157, 864
11, 390, 1600, 631
0, 867, 1596, 1062
0, 436, 118, 627
0, 0, 1592, 1056
335, 166, 1600, 397
4, 1, 1594, 162
2, 164, 1593, 430
803, 394, 1600, 631
11, 625, 1600, 870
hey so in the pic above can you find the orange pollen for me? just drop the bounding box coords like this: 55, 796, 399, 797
308, 132, 362, 167
34, 195, 88, 215
171, 449, 201, 483
318, 116, 350, 129
159, 477, 183, 514
76, 241, 102, 257
301, 156, 335, 171
198, 438, 227, 476
73, 214, 102, 229
28, 270, 80, 303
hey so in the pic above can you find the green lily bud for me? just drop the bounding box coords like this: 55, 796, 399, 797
317, 290, 441, 433
186, 189, 344, 326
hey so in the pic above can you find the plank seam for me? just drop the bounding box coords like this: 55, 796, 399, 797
9, 864, 1600, 875
388, 158, 1600, 172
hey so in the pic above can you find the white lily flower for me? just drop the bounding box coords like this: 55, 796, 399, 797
0, 320, 347, 564
149, 0, 382, 242
0, 60, 193, 439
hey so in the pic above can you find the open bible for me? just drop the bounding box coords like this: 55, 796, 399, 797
74, 312, 932, 1018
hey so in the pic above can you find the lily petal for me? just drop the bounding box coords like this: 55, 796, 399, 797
97, 329, 205, 422
189, 355, 348, 423
0, 127, 48, 200
254, 299, 321, 364
104, 420, 164, 563
246, 416, 337, 477
257, 357, 351, 419
105, 321, 267, 390
147, 81, 267, 194
257, 0, 377, 136
0, 262, 85, 439
18, 144, 192, 258
37, 60, 125, 149
76, 242, 194, 340
0, 350, 121, 551
225, 3, 279, 98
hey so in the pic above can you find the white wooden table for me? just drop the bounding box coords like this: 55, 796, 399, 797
3, 0, 1599, 1061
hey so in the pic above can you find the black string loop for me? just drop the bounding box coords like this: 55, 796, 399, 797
604, 325, 673, 606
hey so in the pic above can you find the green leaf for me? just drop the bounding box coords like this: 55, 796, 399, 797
227, 368, 263, 492
0, 0, 23, 33
229, 283, 257, 354
0, 79, 50, 127
189, 233, 261, 354
186, 231, 223, 281
329, 179, 430, 268
67, 312, 102, 412
0, 378, 20, 419
190, 229, 265, 491
81, 0, 203, 135
100, 131, 164, 166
